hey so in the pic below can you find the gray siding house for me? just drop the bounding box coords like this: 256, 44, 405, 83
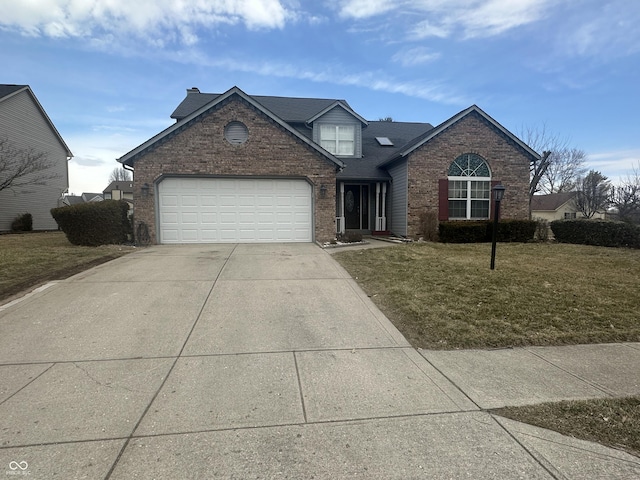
0, 84, 72, 231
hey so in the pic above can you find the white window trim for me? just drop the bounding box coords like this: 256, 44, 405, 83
448, 176, 491, 220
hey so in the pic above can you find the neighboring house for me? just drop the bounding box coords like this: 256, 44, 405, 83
103, 181, 134, 214
59, 192, 103, 207
531, 192, 606, 222
118, 86, 537, 244
0, 84, 73, 231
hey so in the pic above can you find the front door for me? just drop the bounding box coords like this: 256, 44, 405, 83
344, 185, 369, 229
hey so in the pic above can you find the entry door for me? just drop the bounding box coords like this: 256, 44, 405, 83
345, 185, 369, 229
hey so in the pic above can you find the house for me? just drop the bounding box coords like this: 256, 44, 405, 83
0, 84, 73, 231
59, 192, 103, 206
531, 192, 606, 222
103, 181, 134, 215
118, 86, 537, 244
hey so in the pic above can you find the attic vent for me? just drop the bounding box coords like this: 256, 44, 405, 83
224, 121, 249, 145
376, 137, 393, 146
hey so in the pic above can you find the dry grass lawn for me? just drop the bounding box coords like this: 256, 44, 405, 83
0, 231, 135, 302
333, 242, 640, 349
492, 396, 640, 457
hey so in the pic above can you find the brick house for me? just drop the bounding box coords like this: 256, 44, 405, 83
118, 86, 537, 244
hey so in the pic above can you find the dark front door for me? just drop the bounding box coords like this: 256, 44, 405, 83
345, 185, 369, 229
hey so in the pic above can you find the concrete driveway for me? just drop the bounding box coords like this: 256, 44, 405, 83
0, 243, 638, 479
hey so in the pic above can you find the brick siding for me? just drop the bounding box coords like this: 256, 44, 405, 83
406, 111, 531, 238
132, 96, 338, 244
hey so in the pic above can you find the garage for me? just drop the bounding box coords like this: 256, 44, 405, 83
157, 177, 313, 243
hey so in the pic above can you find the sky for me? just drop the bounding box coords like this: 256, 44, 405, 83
2, 0, 639, 195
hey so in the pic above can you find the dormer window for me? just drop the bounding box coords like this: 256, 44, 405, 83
320, 124, 355, 156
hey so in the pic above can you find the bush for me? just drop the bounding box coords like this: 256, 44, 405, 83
534, 218, 550, 242
51, 200, 132, 246
337, 231, 363, 243
418, 210, 439, 241
550, 219, 640, 248
10, 213, 33, 232
439, 220, 537, 243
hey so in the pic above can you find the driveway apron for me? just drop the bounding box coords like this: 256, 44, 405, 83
0, 243, 638, 479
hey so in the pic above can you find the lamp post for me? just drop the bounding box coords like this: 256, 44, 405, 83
490, 184, 506, 270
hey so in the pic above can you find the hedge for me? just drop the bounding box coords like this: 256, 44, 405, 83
51, 200, 132, 246
550, 219, 640, 248
438, 220, 537, 243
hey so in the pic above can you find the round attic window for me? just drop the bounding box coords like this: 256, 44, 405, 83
224, 121, 249, 145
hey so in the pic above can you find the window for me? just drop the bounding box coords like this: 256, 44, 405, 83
448, 154, 491, 219
320, 124, 355, 156
564, 212, 577, 220
224, 121, 249, 145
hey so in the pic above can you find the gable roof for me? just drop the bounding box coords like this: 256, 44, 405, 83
103, 181, 134, 194
119, 86, 344, 169
531, 192, 577, 211
0, 84, 73, 158
379, 105, 540, 168
171, 88, 365, 125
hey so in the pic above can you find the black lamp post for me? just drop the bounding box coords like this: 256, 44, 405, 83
490, 184, 506, 270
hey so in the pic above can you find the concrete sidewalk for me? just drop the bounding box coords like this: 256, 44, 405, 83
0, 243, 638, 479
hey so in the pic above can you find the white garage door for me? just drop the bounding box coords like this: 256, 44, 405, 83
158, 177, 313, 243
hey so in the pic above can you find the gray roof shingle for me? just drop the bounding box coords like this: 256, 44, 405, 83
0, 84, 27, 100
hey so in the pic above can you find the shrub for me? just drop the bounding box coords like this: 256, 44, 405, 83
51, 200, 132, 246
337, 231, 363, 243
418, 209, 439, 241
10, 213, 33, 232
550, 219, 640, 248
439, 221, 488, 243
439, 220, 537, 243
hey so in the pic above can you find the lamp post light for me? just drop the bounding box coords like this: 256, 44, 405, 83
490, 184, 506, 270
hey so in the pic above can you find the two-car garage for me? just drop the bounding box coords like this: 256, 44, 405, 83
157, 177, 313, 244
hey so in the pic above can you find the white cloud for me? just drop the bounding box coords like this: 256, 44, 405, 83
392, 47, 441, 67
336, 0, 552, 40
588, 149, 640, 183
0, 0, 293, 45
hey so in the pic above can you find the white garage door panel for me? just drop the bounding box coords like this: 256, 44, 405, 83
158, 178, 313, 243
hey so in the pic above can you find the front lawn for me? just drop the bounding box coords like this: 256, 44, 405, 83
0, 231, 135, 302
333, 242, 640, 350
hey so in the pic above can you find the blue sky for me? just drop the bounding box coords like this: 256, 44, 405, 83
2, 0, 639, 194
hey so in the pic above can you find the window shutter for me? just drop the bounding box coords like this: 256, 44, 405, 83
489, 180, 500, 220
438, 179, 449, 221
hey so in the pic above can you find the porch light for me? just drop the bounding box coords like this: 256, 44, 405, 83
141, 183, 150, 197
490, 184, 506, 270
320, 184, 327, 198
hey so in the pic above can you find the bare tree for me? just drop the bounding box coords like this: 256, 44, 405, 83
0, 137, 60, 192
109, 167, 132, 183
574, 170, 611, 218
519, 124, 587, 197
610, 162, 640, 223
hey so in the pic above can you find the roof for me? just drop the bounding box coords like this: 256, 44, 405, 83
531, 192, 577, 211
103, 181, 134, 193
119, 86, 345, 170
0, 84, 73, 158
338, 121, 433, 180
171, 88, 360, 124
379, 105, 540, 168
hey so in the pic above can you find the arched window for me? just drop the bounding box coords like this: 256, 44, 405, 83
448, 154, 491, 219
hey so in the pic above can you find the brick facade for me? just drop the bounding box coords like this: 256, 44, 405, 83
406, 111, 531, 238
132, 97, 338, 244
